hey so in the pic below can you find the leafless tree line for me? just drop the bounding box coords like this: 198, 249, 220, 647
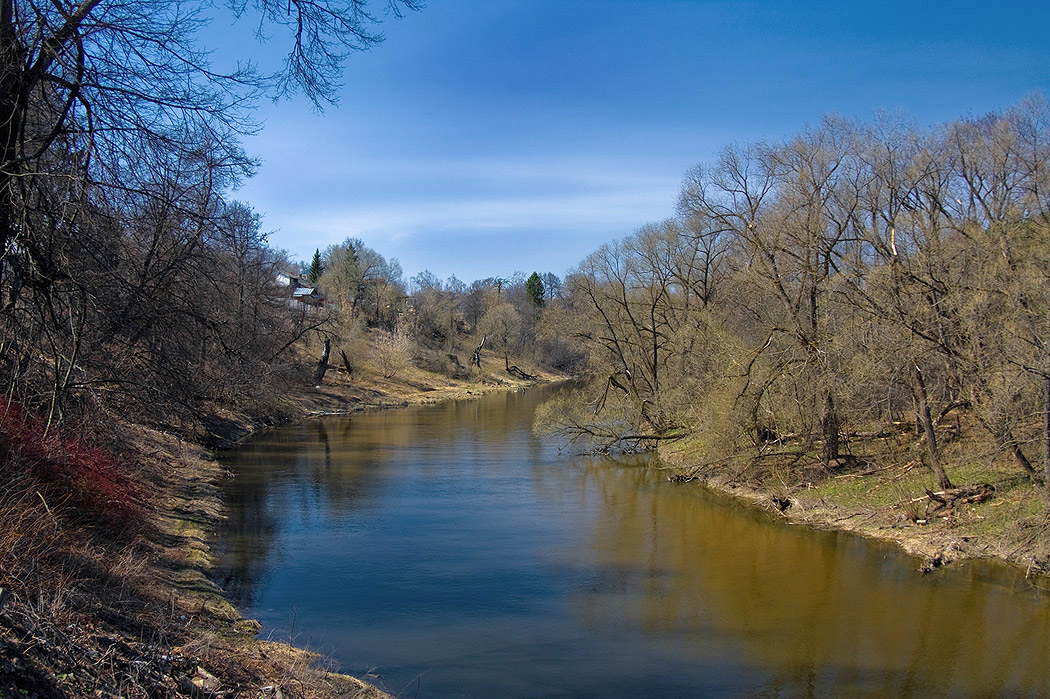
550, 97, 1050, 491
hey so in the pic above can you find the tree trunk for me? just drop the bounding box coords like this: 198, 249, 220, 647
1005, 434, 1038, 481
0, 0, 23, 301
313, 338, 330, 385
970, 391, 1041, 484
1044, 372, 1050, 492
913, 365, 954, 491
340, 349, 353, 377
650, 303, 659, 396
820, 392, 840, 466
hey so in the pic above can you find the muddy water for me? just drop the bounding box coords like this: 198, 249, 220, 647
214, 385, 1050, 698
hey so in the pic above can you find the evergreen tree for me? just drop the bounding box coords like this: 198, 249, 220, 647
526, 272, 546, 308
308, 249, 325, 284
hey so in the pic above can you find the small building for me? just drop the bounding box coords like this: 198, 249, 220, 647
292, 285, 323, 306
276, 270, 313, 289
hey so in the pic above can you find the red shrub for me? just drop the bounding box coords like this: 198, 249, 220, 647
0, 402, 146, 530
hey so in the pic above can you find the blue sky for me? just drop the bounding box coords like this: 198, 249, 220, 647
221, 0, 1050, 286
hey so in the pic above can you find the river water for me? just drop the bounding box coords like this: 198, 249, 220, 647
213, 384, 1050, 698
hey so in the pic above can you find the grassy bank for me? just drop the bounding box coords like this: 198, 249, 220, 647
660, 420, 1050, 586
0, 356, 557, 698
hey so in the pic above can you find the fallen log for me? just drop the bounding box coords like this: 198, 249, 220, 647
922, 483, 995, 513
507, 365, 536, 380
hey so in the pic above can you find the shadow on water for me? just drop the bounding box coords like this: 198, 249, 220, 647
213, 385, 1050, 698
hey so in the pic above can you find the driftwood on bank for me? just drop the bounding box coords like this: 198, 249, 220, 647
920, 483, 996, 513
507, 365, 535, 380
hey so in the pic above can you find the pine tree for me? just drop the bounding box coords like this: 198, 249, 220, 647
525, 272, 546, 308
308, 249, 325, 284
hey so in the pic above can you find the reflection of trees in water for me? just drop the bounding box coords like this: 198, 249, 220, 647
212, 418, 385, 607
212, 386, 557, 610
433, 389, 543, 445
212, 436, 284, 608
567, 463, 1050, 696
308, 419, 383, 517
213, 385, 1050, 695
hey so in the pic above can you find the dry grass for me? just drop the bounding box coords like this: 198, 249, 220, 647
0, 416, 395, 698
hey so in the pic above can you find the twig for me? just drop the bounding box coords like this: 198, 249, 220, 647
36, 491, 52, 515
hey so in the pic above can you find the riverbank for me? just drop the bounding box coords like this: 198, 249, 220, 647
0, 358, 556, 697
659, 428, 1050, 588
8, 364, 1045, 695
205, 352, 560, 447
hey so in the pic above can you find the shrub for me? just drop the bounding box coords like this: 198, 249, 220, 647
0, 402, 146, 531
368, 327, 414, 379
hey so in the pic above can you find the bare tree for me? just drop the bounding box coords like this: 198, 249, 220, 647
0, 0, 419, 427
678, 123, 858, 466
478, 302, 521, 372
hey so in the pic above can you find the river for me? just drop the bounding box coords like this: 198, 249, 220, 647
213, 384, 1050, 698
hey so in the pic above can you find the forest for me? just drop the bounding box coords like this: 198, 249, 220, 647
296, 96, 1050, 517
538, 98, 1050, 503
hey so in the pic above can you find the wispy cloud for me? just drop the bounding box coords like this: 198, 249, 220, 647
245, 152, 685, 278
298, 189, 677, 237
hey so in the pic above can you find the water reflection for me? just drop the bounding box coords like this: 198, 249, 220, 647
214, 386, 1050, 698
568, 462, 1050, 696
214, 419, 389, 606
